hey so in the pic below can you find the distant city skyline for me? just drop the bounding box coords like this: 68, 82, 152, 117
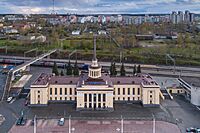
0, 0, 200, 14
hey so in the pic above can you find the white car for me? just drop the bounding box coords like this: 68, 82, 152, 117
7, 97, 13, 102
58, 118, 65, 126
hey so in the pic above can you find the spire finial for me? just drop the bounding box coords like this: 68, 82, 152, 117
93, 34, 97, 60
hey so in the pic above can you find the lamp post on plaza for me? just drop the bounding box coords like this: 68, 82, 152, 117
34, 115, 37, 133
69, 115, 71, 133
121, 115, 124, 133
152, 113, 156, 133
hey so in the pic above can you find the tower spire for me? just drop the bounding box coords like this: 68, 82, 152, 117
93, 34, 97, 61
89, 34, 101, 78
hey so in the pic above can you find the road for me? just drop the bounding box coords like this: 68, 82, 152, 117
0, 74, 6, 100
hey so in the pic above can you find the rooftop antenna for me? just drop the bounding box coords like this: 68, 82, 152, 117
52, 0, 55, 15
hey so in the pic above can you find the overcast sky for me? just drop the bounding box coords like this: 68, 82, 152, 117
0, 0, 200, 14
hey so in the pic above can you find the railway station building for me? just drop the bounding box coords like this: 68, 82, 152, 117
30, 38, 161, 110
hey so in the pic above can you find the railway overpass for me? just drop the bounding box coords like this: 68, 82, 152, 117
1, 49, 57, 101
11, 49, 57, 75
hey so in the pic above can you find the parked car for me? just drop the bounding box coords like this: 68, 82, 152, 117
7, 97, 13, 103
186, 127, 200, 133
58, 118, 65, 126
196, 128, 200, 133
16, 116, 26, 126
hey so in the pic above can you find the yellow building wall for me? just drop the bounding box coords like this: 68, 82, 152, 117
142, 88, 160, 105
48, 85, 77, 101
30, 87, 48, 105
113, 85, 141, 101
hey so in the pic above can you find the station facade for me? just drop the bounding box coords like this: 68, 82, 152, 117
30, 38, 161, 110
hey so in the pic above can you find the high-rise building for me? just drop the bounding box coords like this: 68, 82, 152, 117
177, 11, 184, 23
171, 11, 177, 24
184, 10, 190, 23
190, 13, 194, 23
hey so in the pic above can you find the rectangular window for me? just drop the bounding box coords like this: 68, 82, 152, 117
128, 88, 130, 95
60, 97, 62, 100
89, 94, 92, 102
138, 88, 140, 95
75, 88, 77, 95
128, 97, 130, 101
70, 97, 72, 100
94, 94, 96, 102
98, 94, 101, 102
50, 97, 52, 100
113, 89, 115, 95
65, 88, 67, 95
38, 91, 40, 93
84, 94, 87, 102
55, 88, 57, 95
55, 97, 57, 100
118, 88, 120, 95
60, 88, 62, 95
38, 95, 40, 98
70, 88, 72, 95
38, 100, 40, 104
150, 95, 152, 98
103, 94, 106, 102
123, 88, 125, 95
65, 97, 67, 100
50, 88, 52, 95
132, 88, 135, 95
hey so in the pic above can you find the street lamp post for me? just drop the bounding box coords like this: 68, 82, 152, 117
34, 115, 37, 133
69, 115, 71, 133
121, 115, 123, 133
152, 114, 155, 133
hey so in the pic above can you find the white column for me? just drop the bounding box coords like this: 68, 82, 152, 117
87, 93, 89, 108
96, 93, 98, 108
92, 93, 94, 108
101, 94, 103, 108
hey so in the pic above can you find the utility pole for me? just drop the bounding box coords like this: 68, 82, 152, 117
34, 115, 37, 133
166, 54, 176, 74
68, 49, 77, 62
121, 115, 123, 133
152, 114, 155, 133
69, 115, 71, 133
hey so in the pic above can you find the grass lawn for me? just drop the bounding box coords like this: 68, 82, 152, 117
1, 39, 200, 66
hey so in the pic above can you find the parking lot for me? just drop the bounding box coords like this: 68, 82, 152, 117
9, 119, 180, 133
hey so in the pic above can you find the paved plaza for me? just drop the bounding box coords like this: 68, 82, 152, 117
9, 119, 180, 133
